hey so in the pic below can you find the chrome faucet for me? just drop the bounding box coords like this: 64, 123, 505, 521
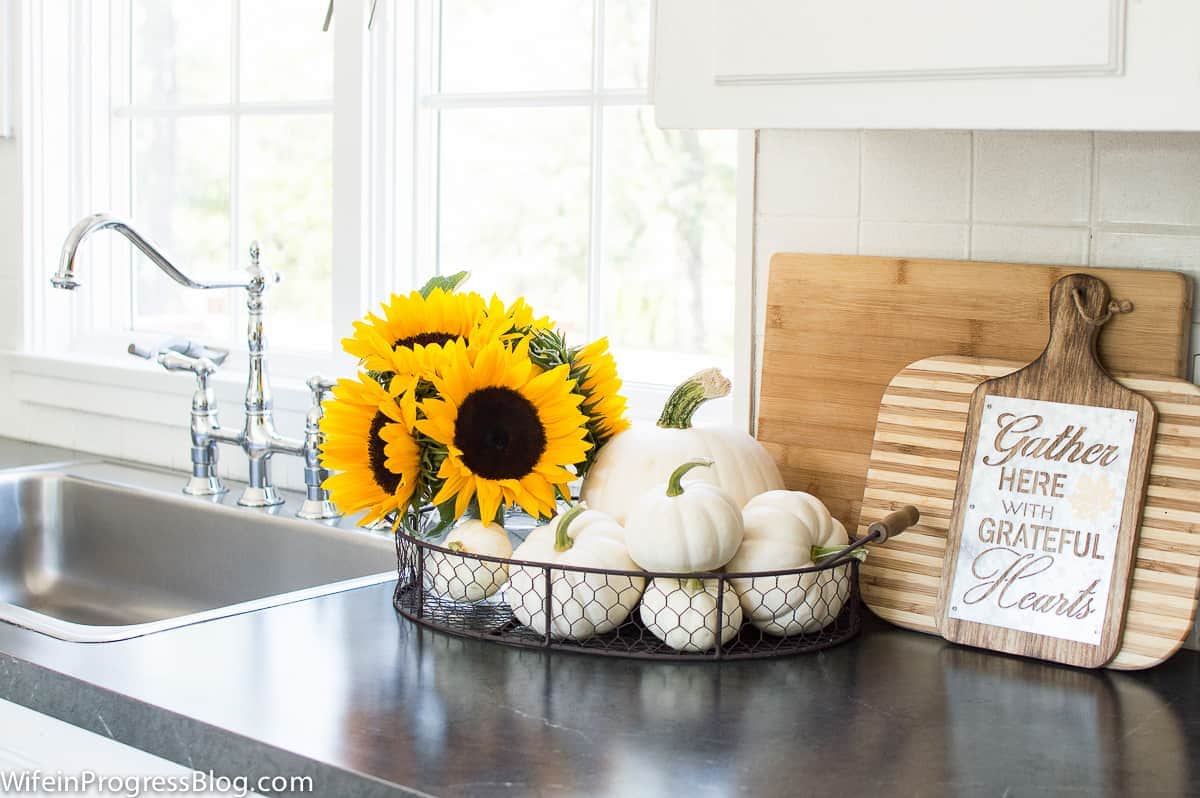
53, 213, 342, 519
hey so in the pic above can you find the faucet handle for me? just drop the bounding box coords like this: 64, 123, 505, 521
306, 374, 338, 406
128, 341, 221, 378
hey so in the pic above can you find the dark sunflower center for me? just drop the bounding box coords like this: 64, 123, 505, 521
454, 387, 547, 480
394, 332, 459, 349
368, 411, 403, 494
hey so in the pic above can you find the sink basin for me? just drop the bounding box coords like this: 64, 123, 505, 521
0, 461, 395, 642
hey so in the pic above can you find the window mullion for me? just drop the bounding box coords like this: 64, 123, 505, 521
330, 0, 368, 356
229, 0, 242, 348
586, 0, 606, 341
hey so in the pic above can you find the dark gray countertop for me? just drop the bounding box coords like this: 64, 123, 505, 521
0, 439, 1197, 797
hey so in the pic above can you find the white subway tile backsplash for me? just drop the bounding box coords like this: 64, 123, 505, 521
970, 225, 1089, 266
1096, 133, 1200, 227
859, 221, 968, 259
756, 131, 860, 217
754, 215, 859, 264
973, 132, 1091, 225
861, 131, 971, 222
1091, 231, 1200, 309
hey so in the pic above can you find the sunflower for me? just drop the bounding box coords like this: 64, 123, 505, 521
341, 287, 486, 374
572, 337, 630, 443
416, 338, 593, 523
319, 373, 421, 528
469, 295, 554, 350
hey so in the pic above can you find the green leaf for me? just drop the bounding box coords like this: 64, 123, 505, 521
418, 271, 470, 298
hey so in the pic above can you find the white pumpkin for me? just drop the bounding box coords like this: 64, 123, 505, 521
727, 491, 852, 636
624, 460, 744, 573
505, 505, 645, 640
581, 368, 784, 523
640, 578, 743, 652
423, 519, 512, 602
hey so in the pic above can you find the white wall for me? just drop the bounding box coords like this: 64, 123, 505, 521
752, 129, 1200, 651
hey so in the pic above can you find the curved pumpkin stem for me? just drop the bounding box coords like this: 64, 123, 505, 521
657, 368, 732, 429
554, 503, 588, 552
666, 459, 714, 498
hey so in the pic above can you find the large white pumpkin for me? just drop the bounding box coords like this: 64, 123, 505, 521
581, 368, 784, 524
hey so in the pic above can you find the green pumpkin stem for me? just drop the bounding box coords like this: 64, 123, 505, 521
554, 503, 589, 552
666, 459, 714, 498
812, 545, 867, 563
657, 368, 732, 429
683, 577, 705, 593
447, 541, 465, 553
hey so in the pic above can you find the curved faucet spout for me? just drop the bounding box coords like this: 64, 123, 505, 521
52, 213, 254, 291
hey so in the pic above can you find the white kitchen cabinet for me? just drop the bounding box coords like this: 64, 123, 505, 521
652, 0, 1200, 130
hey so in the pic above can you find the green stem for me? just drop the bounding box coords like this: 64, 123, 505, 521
656, 368, 732, 429
666, 459, 714, 498
813, 545, 867, 563
448, 541, 465, 553
684, 577, 705, 593
554, 503, 589, 552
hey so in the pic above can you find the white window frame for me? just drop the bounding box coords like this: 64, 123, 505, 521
368, 0, 756, 426
9, 0, 757, 469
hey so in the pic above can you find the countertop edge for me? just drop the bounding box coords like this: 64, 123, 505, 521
0, 649, 425, 797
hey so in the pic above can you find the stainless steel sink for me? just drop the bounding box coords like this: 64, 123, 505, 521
0, 461, 395, 642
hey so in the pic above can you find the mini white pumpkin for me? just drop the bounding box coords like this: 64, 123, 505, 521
624, 459, 744, 573
727, 491, 853, 636
640, 577, 743, 652
423, 519, 512, 602
505, 504, 645, 640
580, 369, 784, 524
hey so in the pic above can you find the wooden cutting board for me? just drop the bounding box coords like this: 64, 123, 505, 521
757, 254, 1193, 535
859, 354, 1200, 670
936, 274, 1156, 668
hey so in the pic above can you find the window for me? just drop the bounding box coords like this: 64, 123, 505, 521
22, 0, 741, 416
393, 0, 739, 387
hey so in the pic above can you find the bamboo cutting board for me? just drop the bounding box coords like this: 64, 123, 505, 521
757, 254, 1193, 535
859, 354, 1200, 670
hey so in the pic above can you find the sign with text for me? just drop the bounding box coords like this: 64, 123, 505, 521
946, 395, 1138, 644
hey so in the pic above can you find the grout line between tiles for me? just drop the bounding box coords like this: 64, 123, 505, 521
1087, 131, 1099, 264
966, 131, 975, 257
855, 130, 864, 254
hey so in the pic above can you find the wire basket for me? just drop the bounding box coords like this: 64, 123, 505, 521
393, 506, 917, 661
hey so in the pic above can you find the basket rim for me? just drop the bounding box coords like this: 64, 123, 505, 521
398, 527, 871, 580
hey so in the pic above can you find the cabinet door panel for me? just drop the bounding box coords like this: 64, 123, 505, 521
714, 0, 1122, 84
653, 0, 1200, 130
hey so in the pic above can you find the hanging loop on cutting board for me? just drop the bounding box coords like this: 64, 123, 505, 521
1072, 287, 1133, 327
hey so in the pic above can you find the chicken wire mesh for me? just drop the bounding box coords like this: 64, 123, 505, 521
393, 509, 868, 660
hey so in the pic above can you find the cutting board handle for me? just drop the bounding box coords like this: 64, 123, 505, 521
866, 505, 920, 543
1042, 274, 1130, 373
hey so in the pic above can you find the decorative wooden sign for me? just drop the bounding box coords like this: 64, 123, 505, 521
936, 274, 1157, 668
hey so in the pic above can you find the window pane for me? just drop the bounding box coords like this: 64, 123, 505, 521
131, 118, 233, 341
240, 0, 333, 102
239, 114, 333, 352
601, 108, 737, 382
132, 0, 231, 104
439, 0, 593, 93
603, 0, 650, 89
438, 108, 591, 339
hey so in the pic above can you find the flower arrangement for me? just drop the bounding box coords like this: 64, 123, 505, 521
319, 272, 629, 532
